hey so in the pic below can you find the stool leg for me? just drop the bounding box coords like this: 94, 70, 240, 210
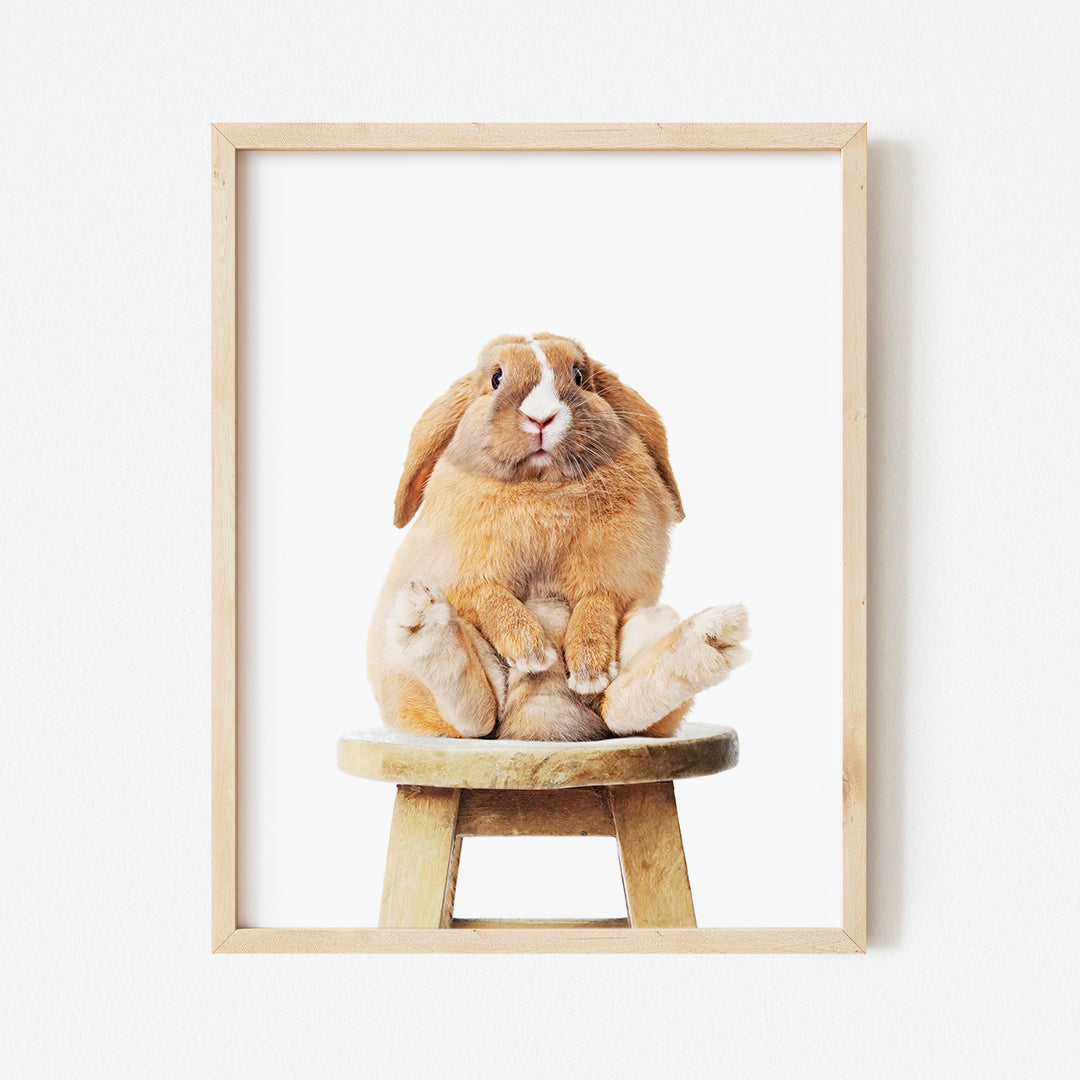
379, 785, 461, 928
440, 836, 463, 929
609, 781, 697, 928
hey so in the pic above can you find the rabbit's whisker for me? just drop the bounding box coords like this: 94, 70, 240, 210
569, 456, 594, 530
573, 445, 621, 520
576, 443, 640, 491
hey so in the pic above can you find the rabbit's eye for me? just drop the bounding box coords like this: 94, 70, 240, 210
492, 369, 502, 389
573, 366, 584, 386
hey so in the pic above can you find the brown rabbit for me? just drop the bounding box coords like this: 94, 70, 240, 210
367, 333, 749, 740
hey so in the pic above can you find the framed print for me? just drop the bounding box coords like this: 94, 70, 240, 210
212, 123, 867, 953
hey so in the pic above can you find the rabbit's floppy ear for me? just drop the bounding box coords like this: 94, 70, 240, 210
590, 363, 685, 522
393, 374, 475, 528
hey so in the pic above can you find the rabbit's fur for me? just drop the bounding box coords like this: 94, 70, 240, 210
369, 333, 749, 739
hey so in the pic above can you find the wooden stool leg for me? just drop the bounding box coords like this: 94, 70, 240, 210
379, 785, 461, 928
440, 836, 463, 929
608, 781, 697, 928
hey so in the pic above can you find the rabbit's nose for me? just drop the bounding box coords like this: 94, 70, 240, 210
524, 413, 557, 430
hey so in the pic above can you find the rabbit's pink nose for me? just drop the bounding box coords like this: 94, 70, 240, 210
525, 413, 557, 430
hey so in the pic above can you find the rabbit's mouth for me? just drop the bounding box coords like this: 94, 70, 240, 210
519, 446, 565, 478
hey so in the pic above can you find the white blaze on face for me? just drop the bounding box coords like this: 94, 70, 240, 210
519, 337, 572, 448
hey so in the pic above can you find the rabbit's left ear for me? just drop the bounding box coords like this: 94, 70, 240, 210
590, 364, 685, 522
393, 374, 475, 528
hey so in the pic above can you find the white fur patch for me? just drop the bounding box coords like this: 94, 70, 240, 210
520, 337, 571, 446
618, 604, 682, 666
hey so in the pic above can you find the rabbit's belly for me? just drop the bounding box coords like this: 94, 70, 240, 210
451, 500, 578, 578
416, 460, 668, 605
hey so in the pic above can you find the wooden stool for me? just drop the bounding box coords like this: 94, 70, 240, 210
337, 722, 738, 930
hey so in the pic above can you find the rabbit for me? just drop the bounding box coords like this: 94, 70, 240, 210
368, 332, 750, 740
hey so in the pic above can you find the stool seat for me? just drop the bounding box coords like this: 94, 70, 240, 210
336, 721, 738, 790
338, 722, 739, 930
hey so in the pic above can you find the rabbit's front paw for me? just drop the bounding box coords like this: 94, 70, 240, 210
508, 641, 560, 674
497, 615, 560, 673
567, 659, 618, 696
565, 624, 618, 695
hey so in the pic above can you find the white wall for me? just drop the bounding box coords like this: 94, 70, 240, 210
2, 2, 1076, 1077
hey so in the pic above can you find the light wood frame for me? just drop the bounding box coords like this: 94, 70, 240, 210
212, 122, 867, 954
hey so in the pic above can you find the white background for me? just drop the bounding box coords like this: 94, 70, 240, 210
238, 149, 841, 929
2, 2, 1078, 1077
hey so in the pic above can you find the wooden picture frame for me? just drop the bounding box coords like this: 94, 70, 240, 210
211, 122, 867, 954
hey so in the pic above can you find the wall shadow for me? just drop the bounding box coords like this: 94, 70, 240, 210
866, 139, 916, 948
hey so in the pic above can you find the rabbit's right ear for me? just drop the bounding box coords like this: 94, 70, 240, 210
393, 375, 475, 528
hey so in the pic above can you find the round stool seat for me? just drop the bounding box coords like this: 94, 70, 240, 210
337, 721, 738, 790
